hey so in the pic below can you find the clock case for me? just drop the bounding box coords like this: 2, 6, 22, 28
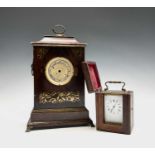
26, 26, 94, 131
82, 61, 134, 134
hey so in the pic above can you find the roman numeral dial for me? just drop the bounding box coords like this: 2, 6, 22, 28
104, 95, 123, 124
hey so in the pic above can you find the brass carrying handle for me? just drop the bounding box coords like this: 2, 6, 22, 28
104, 81, 126, 91
52, 24, 65, 37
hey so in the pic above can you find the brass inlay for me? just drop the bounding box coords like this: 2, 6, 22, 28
37, 48, 48, 59
45, 57, 74, 86
39, 91, 80, 104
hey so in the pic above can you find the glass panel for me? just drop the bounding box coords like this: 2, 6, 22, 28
104, 95, 123, 124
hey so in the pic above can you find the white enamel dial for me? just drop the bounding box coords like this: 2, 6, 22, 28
104, 95, 123, 124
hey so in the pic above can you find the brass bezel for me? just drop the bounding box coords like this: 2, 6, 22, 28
45, 57, 74, 86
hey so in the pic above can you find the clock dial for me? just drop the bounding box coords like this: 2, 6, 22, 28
45, 57, 74, 86
104, 95, 123, 124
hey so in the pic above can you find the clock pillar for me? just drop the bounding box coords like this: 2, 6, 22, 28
26, 25, 94, 131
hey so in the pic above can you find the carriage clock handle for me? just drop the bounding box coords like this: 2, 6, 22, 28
104, 81, 126, 91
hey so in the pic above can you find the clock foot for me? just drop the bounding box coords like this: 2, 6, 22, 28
25, 119, 33, 132
26, 127, 31, 132
89, 120, 95, 127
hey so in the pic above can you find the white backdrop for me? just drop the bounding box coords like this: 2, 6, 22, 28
0, 7, 155, 147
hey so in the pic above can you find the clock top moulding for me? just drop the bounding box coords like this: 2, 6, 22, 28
31, 25, 86, 47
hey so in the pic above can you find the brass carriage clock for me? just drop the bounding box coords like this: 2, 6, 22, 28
27, 25, 94, 131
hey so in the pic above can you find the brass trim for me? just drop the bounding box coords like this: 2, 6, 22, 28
98, 90, 132, 95
32, 43, 86, 47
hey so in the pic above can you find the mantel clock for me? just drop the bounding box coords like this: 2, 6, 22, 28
27, 25, 94, 131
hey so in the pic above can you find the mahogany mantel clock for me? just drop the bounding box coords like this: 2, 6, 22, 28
26, 25, 94, 131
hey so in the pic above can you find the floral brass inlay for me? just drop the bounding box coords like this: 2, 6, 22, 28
39, 91, 80, 104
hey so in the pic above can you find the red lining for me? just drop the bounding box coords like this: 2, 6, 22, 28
88, 63, 101, 90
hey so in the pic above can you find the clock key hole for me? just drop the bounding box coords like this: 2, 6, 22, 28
58, 70, 61, 73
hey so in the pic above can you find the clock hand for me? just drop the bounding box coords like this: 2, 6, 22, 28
111, 108, 114, 113
111, 104, 116, 113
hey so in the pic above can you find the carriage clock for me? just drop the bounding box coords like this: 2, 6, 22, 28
82, 61, 134, 134
26, 25, 94, 131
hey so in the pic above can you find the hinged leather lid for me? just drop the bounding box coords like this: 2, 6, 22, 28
82, 61, 102, 93
31, 25, 86, 47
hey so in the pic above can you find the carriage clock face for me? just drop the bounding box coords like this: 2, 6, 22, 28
45, 57, 74, 86
104, 95, 123, 124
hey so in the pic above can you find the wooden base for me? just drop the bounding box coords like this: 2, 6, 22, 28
26, 107, 94, 132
